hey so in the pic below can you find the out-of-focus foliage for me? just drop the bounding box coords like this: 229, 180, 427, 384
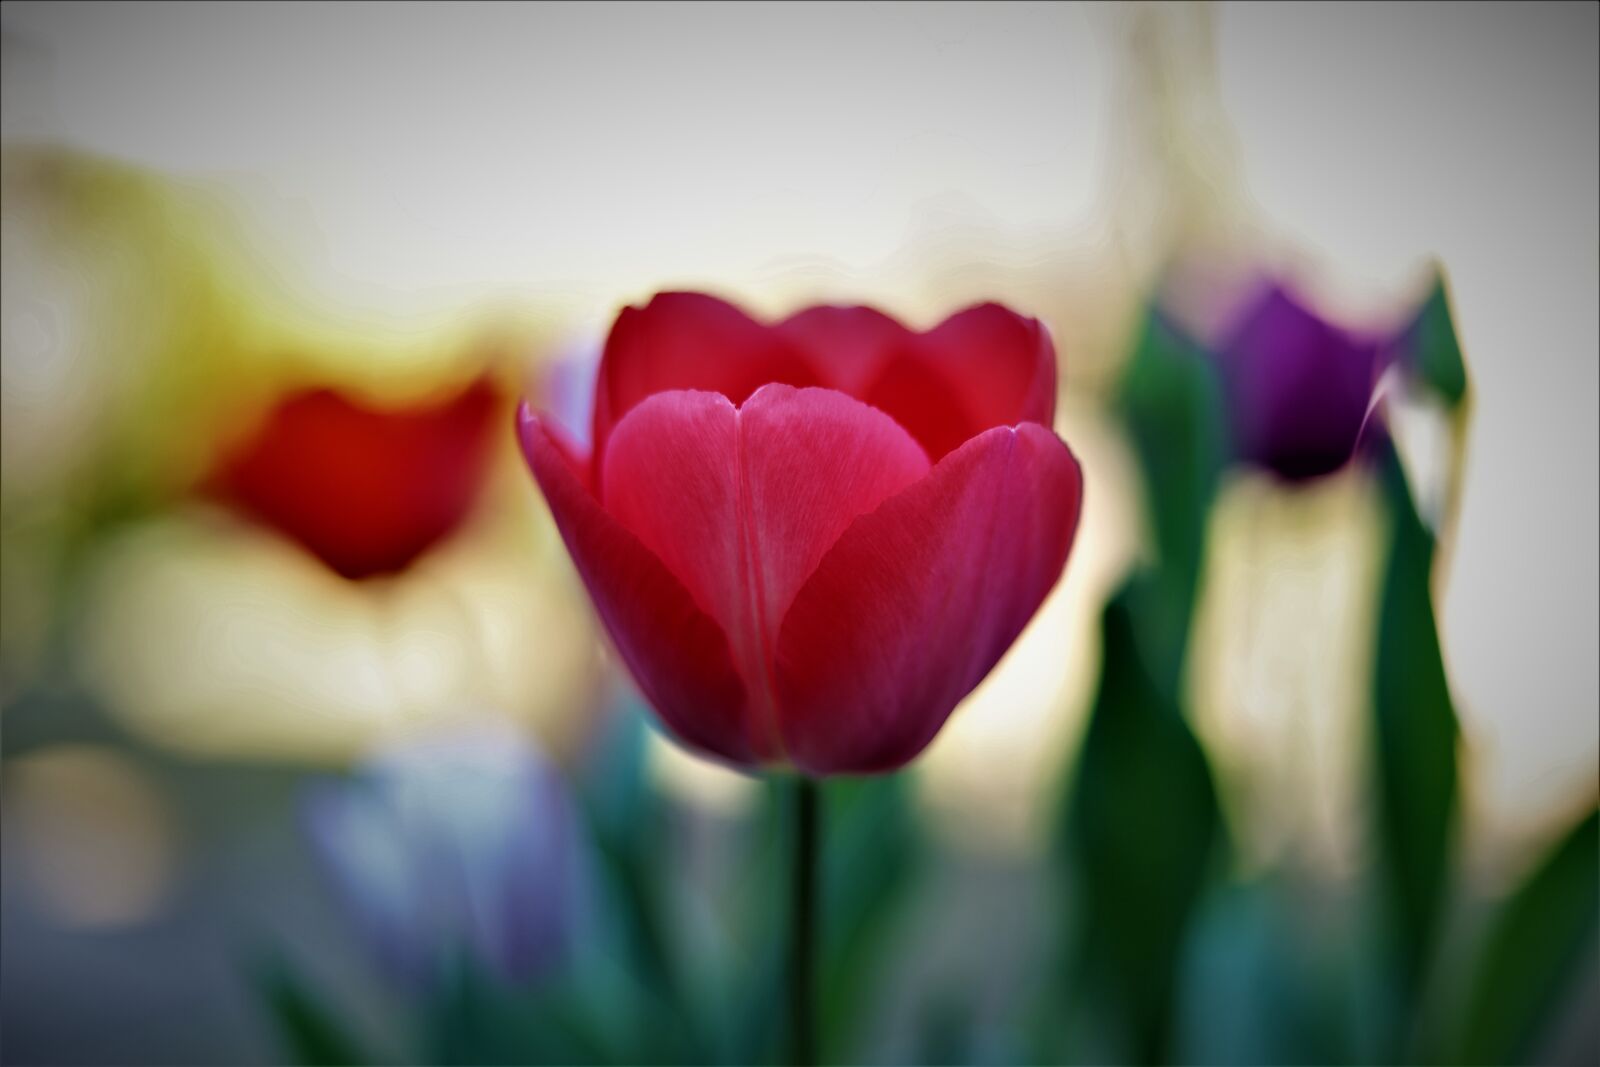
1040, 299, 1231, 1064
1392, 269, 1469, 409
817, 775, 922, 1060
1370, 440, 1460, 1024
1446, 808, 1599, 1065
570, 704, 711, 1065
1114, 306, 1229, 694
259, 698, 922, 1067
262, 705, 705, 1067
1053, 588, 1224, 1064
258, 957, 379, 1067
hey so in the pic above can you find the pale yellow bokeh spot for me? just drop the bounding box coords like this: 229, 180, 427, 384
1188, 468, 1384, 880
78, 484, 601, 766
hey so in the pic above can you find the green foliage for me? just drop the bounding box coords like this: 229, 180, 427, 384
1371, 442, 1460, 1013
1115, 307, 1230, 692
1447, 807, 1599, 1065
257, 957, 375, 1066
818, 774, 923, 1061
1054, 587, 1224, 1064
1037, 301, 1234, 1064
1396, 270, 1469, 408
422, 959, 661, 1066
913, 988, 980, 1066
571, 707, 710, 1064
576, 708, 681, 1009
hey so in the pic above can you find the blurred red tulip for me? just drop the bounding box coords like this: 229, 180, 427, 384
215, 377, 500, 580
518, 293, 1083, 775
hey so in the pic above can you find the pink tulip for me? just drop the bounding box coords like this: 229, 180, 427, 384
518, 293, 1083, 775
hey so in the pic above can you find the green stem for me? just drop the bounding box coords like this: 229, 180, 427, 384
790, 778, 820, 1066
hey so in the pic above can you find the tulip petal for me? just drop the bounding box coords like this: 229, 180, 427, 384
859, 351, 981, 465
775, 422, 1083, 774
592, 292, 819, 474
215, 377, 500, 579
517, 407, 751, 764
602, 385, 930, 760
776, 304, 913, 397
874, 303, 1059, 461
1221, 285, 1382, 480
776, 304, 969, 459
778, 302, 1059, 462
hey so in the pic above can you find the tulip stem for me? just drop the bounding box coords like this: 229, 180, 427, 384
790, 777, 820, 1066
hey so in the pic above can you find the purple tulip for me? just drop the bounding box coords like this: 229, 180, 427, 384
301, 719, 585, 988
1214, 282, 1389, 482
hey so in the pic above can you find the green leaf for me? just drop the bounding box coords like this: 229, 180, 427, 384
1116, 306, 1230, 684
579, 695, 655, 838
1176, 876, 1375, 1066
572, 701, 708, 1063
914, 988, 980, 1066
722, 781, 796, 1064
1394, 270, 1469, 408
1371, 443, 1460, 1010
1449, 807, 1599, 1065
818, 774, 923, 1061
256, 957, 374, 1067
426, 961, 642, 1066
1054, 584, 1225, 1064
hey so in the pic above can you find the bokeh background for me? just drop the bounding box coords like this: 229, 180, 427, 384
1, 3, 1595, 1064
